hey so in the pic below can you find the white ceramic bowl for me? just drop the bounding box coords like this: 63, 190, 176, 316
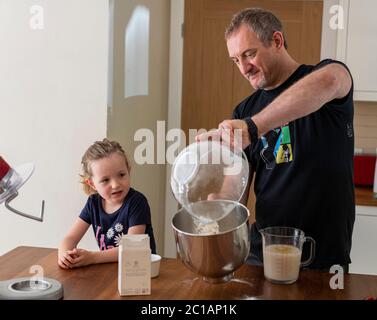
151, 254, 161, 278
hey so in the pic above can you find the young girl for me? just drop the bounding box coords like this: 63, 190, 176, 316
58, 139, 156, 269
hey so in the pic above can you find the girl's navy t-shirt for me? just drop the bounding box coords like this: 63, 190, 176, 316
79, 188, 156, 254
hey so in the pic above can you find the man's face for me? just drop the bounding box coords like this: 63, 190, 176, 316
227, 24, 278, 90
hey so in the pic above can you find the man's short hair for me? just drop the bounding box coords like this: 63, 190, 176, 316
225, 7, 288, 49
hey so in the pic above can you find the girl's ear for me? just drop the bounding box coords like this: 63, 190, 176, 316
85, 178, 96, 190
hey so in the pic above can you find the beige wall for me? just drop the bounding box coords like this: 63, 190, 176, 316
108, 0, 170, 255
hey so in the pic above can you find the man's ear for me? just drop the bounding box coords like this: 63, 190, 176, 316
85, 178, 96, 190
272, 31, 284, 49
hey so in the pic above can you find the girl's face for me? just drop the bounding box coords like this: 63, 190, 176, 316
88, 152, 130, 206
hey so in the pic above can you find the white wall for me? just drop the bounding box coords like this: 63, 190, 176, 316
0, 0, 108, 254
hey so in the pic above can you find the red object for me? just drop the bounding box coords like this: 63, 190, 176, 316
354, 155, 376, 187
0, 156, 11, 181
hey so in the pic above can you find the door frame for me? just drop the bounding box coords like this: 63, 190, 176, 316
164, 0, 184, 258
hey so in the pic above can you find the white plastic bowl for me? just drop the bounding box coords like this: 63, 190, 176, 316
151, 254, 161, 278
170, 140, 249, 222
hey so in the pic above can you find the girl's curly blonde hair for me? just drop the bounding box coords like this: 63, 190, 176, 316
80, 138, 130, 195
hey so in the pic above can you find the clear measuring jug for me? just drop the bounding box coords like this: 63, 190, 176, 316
260, 226, 316, 284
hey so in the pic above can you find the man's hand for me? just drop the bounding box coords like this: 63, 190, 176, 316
195, 119, 251, 150
219, 119, 251, 150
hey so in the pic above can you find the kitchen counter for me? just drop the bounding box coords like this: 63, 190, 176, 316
1, 246, 377, 300
355, 186, 377, 207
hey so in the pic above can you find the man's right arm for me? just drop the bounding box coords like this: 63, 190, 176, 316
251, 63, 352, 137
199, 63, 352, 150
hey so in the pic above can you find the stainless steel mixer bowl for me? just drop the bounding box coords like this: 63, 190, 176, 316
171, 201, 250, 283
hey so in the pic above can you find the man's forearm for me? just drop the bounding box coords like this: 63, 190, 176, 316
252, 64, 349, 136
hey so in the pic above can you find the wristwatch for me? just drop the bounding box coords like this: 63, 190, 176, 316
243, 117, 259, 145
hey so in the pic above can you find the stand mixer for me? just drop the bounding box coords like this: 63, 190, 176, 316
0, 156, 63, 300
171, 141, 251, 283
0, 156, 44, 221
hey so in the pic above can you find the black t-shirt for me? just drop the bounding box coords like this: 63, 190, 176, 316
79, 188, 157, 254
233, 59, 355, 269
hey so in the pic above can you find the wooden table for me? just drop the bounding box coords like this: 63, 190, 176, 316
1, 246, 377, 300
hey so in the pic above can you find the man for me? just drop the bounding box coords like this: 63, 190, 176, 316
197, 8, 355, 271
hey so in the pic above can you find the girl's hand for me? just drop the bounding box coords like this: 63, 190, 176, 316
58, 250, 77, 269
69, 248, 95, 268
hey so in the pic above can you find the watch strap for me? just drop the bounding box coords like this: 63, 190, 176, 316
243, 117, 258, 145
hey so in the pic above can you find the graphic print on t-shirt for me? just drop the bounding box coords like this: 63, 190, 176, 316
260, 124, 293, 168
95, 223, 124, 250
275, 125, 293, 164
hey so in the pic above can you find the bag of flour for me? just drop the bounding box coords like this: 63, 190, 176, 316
118, 234, 151, 296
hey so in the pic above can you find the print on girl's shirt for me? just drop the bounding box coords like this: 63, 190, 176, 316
95, 225, 122, 250
114, 234, 123, 246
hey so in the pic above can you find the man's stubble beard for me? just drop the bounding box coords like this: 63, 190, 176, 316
250, 76, 267, 90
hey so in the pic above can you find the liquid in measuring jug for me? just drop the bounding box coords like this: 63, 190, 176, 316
263, 244, 302, 284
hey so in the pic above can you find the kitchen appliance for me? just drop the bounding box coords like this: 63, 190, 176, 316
170, 140, 251, 283
0, 156, 63, 300
0, 156, 44, 221
0, 277, 63, 300
172, 202, 250, 283
354, 154, 376, 187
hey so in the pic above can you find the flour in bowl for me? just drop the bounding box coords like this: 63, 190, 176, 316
194, 220, 220, 234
